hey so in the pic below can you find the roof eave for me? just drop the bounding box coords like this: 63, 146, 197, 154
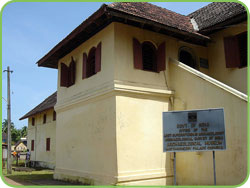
19, 107, 54, 120
37, 4, 211, 69
37, 4, 108, 69
199, 12, 247, 35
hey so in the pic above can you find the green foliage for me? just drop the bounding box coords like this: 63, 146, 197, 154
2, 119, 28, 144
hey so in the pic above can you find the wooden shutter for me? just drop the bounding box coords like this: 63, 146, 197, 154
53, 111, 56, 121
31, 140, 34, 151
82, 53, 87, 79
69, 57, 76, 86
133, 38, 143, 69
237, 32, 247, 68
46, 138, 50, 151
95, 42, 102, 73
224, 36, 240, 68
60, 63, 69, 87
156, 42, 166, 72
32, 117, 35, 126
43, 114, 46, 124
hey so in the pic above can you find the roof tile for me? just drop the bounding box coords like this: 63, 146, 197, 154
19, 92, 57, 120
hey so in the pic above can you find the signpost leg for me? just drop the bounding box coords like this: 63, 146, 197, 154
213, 151, 216, 185
174, 152, 176, 185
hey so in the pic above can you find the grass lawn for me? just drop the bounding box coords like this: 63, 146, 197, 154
2, 168, 54, 184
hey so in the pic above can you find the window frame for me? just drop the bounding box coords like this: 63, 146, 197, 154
53, 111, 56, 121
46, 138, 50, 151
32, 117, 35, 126
43, 114, 47, 124
31, 140, 34, 151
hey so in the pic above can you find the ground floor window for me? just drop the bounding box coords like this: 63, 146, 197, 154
46, 138, 50, 151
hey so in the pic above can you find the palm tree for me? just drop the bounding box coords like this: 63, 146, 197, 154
2, 119, 14, 133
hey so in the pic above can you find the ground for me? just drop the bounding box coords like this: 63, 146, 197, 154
2, 160, 84, 186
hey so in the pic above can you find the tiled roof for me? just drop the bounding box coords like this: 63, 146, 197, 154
189, 2, 246, 31
19, 92, 57, 120
37, 2, 210, 68
108, 2, 195, 33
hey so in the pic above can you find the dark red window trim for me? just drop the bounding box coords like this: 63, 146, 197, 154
32, 117, 35, 126
133, 38, 166, 72
31, 140, 34, 151
53, 111, 56, 121
46, 138, 50, 151
43, 114, 47, 124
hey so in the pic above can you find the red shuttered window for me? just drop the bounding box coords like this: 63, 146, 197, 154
82, 42, 102, 79
53, 111, 56, 121
46, 138, 50, 151
32, 117, 35, 126
133, 38, 166, 72
43, 114, 46, 124
31, 140, 34, 151
224, 31, 247, 68
60, 57, 76, 87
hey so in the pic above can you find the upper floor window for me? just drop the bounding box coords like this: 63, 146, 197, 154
178, 47, 197, 69
31, 140, 35, 151
133, 38, 166, 72
53, 110, 56, 121
32, 117, 35, 126
60, 56, 76, 87
224, 31, 247, 68
43, 114, 47, 124
142, 42, 157, 72
82, 42, 102, 79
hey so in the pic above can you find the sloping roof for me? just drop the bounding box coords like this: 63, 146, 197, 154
19, 92, 57, 120
108, 2, 195, 34
189, 2, 247, 33
37, 2, 210, 69
15, 140, 27, 147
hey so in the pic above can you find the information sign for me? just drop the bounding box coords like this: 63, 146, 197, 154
163, 108, 226, 152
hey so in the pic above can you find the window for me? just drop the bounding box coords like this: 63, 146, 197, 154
142, 42, 157, 71
46, 138, 50, 151
32, 117, 35, 126
82, 42, 102, 79
224, 31, 247, 68
60, 56, 76, 87
53, 111, 56, 121
43, 114, 47, 124
133, 38, 165, 72
31, 140, 34, 151
87, 47, 96, 77
178, 47, 197, 69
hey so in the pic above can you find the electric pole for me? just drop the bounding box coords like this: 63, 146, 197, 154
3, 66, 13, 174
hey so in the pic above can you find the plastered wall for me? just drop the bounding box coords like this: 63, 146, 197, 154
27, 108, 56, 168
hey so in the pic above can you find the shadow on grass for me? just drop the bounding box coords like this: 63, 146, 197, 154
6, 174, 84, 185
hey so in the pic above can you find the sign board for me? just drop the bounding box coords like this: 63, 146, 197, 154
163, 108, 226, 152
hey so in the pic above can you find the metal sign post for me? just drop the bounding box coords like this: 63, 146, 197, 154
163, 108, 226, 185
174, 152, 176, 185
213, 151, 216, 185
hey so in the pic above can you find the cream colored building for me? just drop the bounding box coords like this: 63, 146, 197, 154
21, 2, 248, 186
20, 92, 57, 169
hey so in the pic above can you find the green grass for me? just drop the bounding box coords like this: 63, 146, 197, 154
2, 168, 54, 183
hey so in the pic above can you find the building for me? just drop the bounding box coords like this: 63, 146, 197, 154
14, 138, 27, 152
20, 2, 248, 185
20, 92, 57, 169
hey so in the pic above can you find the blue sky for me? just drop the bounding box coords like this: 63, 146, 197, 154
1, 1, 213, 129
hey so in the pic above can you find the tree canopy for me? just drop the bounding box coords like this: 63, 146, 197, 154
2, 119, 27, 144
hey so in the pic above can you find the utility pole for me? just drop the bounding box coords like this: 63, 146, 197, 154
3, 66, 13, 174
